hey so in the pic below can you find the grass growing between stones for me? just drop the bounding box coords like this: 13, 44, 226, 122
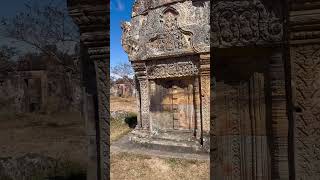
110, 152, 209, 180
110, 116, 134, 143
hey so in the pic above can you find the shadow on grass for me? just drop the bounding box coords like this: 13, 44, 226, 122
124, 114, 137, 128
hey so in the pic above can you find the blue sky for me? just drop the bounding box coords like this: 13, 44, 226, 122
0, 0, 68, 55
110, 0, 135, 67
0, 0, 134, 66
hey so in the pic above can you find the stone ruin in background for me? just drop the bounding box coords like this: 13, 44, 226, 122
122, 0, 210, 151
0, 52, 81, 114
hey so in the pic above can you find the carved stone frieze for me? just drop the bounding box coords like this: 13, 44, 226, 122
211, 0, 283, 47
122, 0, 210, 61
146, 56, 199, 79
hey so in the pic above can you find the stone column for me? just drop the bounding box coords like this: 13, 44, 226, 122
67, 1, 109, 180
269, 51, 289, 179
199, 53, 210, 149
132, 61, 150, 130
194, 76, 202, 140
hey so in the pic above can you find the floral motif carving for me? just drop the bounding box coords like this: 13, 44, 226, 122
211, 0, 283, 47
146, 57, 199, 79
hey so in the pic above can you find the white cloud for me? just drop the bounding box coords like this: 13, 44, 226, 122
115, 0, 125, 11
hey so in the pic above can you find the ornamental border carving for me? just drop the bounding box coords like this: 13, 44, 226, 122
146, 56, 199, 79
211, 0, 283, 47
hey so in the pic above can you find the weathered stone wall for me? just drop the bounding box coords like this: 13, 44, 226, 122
122, 0, 210, 149
290, 1, 320, 179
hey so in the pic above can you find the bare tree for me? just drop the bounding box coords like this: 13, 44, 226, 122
1, 0, 79, 71
111, 62, 134, 86
0, 46, 18, 73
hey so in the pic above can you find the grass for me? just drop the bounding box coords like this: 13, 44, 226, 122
111, 152, 209, 180
109, 96, 209, 180
110, 117, 133, 143
0, 111, 87, 179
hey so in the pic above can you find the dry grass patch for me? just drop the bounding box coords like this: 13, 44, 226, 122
110, 96, 137, 113
110, 118, 132, 143
111, 152, 209, 180
0, 111, 87, 166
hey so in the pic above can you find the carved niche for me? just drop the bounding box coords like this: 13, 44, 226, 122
211, 0, 283, 47
122, 0, 210, 61
147, 8, 192, 54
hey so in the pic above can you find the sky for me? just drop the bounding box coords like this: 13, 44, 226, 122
0, 0, 69, 55
0, 0, 134, 66
110, 0, 135, 67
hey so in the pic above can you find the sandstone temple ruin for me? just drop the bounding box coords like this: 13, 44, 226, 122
122, 0, 320, 179
122, 0, 210, 151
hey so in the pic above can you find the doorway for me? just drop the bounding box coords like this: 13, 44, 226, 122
150, 78, 195, 132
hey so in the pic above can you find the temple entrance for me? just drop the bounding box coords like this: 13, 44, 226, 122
214, 49, 272, 178
150, 78, 195, 132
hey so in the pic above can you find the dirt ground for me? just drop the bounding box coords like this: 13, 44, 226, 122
0, 111, 87, 166
110, 96, 138, 113
111, 152, 209, 180
110, 96, 210, 180
0, 96, 210, 179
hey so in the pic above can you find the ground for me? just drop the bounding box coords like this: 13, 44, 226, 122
0, 96, 209, 179
110, 96, 210, 180
0, 111, 86, 166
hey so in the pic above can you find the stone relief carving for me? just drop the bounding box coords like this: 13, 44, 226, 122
147, 8, 192, 54
122, 0, 210, 61
211, 0, 283, 47
291, 45, 320, 178
146, 57, 199, 79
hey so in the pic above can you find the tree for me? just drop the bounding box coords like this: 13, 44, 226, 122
0, 46, 18, 73
1, 0, 79, 72
111, 62, 134, 86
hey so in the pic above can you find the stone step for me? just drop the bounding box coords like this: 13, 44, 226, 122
152, 130, 196, 142
129, 133, 206, 154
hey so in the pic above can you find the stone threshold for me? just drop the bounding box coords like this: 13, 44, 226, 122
111, 132, 209, 161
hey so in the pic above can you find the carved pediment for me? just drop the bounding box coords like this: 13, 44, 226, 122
122, 0, 210, 61
146, 7, 193, 56
211, 0, 283, 47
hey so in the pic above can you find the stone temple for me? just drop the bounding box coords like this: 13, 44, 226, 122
123, 0, 320, 179
122, 0, 210, 151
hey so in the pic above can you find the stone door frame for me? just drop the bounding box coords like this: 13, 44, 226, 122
212, 46, 289, 179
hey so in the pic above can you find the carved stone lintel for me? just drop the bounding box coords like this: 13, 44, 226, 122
146, 56, 199, 79
211, 0, 283, 47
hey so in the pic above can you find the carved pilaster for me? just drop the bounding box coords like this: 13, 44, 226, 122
67, 1, 109, 180
200, 54, 210, 149
200, 54, 210, 133
90, 47, 109, 180
269, 51, 289, 179
290, 2, 320, 179
132, 62, 150, 130
291, 45, 320, 179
